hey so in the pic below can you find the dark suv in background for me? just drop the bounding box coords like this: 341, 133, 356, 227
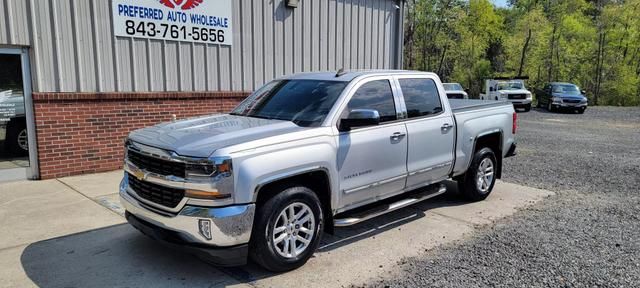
536, 82, 588, 114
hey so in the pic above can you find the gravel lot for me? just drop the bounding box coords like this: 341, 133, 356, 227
359, 106, 640, 287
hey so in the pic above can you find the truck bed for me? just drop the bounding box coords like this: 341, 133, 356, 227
448, 98, 516, 178
449, 99, 511, 112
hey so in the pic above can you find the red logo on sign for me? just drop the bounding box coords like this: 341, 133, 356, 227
159, 0, 203, 10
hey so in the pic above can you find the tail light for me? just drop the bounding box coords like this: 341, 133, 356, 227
512, 112, 517, 134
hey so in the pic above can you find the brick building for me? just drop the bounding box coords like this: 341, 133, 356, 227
0, 0, 404, 180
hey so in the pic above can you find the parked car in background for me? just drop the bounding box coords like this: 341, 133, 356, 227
479, 78, 532, 112
120, 70, 517, 272
0, 90, 28, 156
443, 83, 469, 99
535, 82, 588, 114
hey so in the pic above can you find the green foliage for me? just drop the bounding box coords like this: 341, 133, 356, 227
403, 0, 640, 105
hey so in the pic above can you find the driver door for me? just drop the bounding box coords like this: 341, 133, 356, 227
336, 78, 408, 210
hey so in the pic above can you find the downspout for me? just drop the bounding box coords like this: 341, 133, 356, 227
393, 0, 405, 69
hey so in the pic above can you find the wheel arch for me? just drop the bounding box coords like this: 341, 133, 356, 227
472, 131, 503, 179
253, 167, 334, 233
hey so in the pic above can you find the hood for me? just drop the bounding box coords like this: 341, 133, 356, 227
128, 114, 306, 157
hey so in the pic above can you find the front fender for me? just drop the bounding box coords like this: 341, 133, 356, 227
231, 140, 338, 208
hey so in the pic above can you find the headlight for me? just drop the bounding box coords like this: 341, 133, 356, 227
526, 93, 532, 99
184, 156, 233, 200
185, 156, 232, 178
552, 97, 563, 103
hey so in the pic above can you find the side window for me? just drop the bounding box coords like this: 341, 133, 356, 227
398, 78, 443, 118
346, 80, 397, 123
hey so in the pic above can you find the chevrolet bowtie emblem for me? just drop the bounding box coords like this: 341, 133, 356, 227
133, 170, 146, 181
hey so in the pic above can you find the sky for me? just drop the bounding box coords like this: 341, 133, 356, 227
492, 0, 509, 7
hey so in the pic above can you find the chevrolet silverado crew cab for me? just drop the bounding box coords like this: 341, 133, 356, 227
120, 70, 517, 272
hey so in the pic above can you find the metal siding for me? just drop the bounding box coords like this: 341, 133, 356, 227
2, 0, 402, 93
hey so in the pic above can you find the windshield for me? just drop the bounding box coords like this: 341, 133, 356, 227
231, 79, 348, 127
552, 84, 581, 95
443, 83, 463, 91
496, 81, 524, 90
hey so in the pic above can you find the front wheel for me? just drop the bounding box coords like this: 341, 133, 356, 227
524, 104, 531, 112
458, 147, 497, 201
250, 186, 324, 272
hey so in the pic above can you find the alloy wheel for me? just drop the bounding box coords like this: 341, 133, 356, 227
475, 158, 494, 193
272, 202, 316, 259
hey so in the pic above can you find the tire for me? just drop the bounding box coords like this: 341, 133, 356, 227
457, 147, 497, 201
5, 118, 28, 156
250, 186, 324, 272
547, 101, 554, 112
524, 104, 531, 112
536, 99, 542, 108
578, 107, 586, 114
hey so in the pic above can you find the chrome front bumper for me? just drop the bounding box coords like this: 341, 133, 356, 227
552, 102, 588, 108
119, 177, 255, 247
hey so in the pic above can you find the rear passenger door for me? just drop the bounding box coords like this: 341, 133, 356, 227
396, 76, 455, 190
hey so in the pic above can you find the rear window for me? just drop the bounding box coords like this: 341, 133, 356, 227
398, 78, 443, 118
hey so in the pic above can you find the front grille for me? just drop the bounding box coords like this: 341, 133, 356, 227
563, 99, 581, 104
508, 94, 526, 100
127, 150, 186, 178
447, 93, 464, 99
128, 173, 185, 208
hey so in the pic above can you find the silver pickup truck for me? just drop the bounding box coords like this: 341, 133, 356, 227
120, 70, 517, 271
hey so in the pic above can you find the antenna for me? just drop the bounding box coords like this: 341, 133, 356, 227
335, 68, 346, 77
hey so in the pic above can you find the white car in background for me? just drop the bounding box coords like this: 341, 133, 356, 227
479, 78, 533, 112
443, 83, 469, 99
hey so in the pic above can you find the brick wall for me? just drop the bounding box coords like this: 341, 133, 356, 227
33, 91, 249, 179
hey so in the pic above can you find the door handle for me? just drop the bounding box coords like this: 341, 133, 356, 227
390, 132, 406, 140
441, 123, 452, 131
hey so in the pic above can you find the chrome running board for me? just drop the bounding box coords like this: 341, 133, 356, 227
333, 184, 447, 227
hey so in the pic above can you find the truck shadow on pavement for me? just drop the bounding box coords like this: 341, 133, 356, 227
20, 182, 473, 287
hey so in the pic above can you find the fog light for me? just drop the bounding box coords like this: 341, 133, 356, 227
198, 219, 212, 240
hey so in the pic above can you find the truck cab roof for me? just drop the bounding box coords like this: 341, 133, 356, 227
278, 70, 438, 82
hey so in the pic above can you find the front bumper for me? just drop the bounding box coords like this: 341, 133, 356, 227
119, 177, 255, 266
508, 99, 532, 106
551, 102, 588, 109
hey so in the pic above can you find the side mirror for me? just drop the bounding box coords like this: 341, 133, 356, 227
464, 88, 469, 93
581, 90, 587, 95
339, 109, 380, 131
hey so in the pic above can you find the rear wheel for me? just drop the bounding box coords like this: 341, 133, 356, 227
250, 186, 324, 272
457, 147, 497, 201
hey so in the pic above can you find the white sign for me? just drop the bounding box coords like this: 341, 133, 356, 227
112, 0, 233, 45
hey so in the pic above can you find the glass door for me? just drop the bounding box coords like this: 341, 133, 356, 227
0, 48, 36, 180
